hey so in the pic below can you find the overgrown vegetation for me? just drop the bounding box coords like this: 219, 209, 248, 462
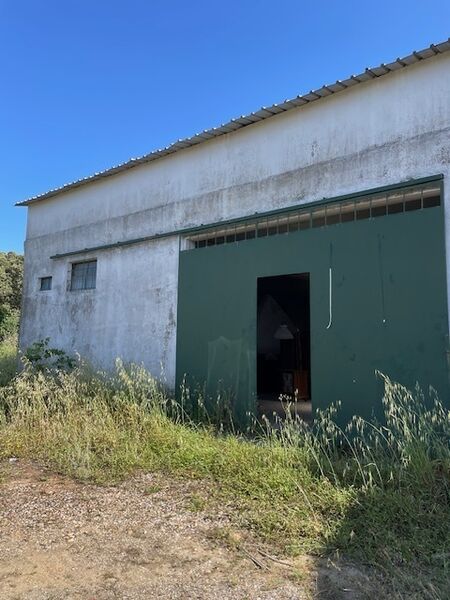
0, 335, 17, 387
24, 338, 77, 371
0, 251, 23, 342
0, 351, 448, 598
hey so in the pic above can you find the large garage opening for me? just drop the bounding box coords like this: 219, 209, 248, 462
257, 273, 311, 423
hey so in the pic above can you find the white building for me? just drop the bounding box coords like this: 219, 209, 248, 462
17, 40, 450, 424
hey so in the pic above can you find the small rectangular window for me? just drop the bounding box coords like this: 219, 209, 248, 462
356, 200, 370, 220
387, 192, 404, 215
326, 205, 341, 225
404, 188, 422, 211
267, 219, 278, 236
340, 201, 355, 222
371, 196, 387, 218
235, 225, 246, 241
257, 220, 268, 237
288, 213, 299, 232
245, 226, 256, 240
70, 260, 97, 291
422, 184, 441, 208
40, 276, 52, 291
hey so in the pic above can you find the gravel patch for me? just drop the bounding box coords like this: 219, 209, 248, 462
0, 460, 311, 599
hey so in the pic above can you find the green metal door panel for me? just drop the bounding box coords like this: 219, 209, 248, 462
308, 210, 449, 424
176, 243, 258, 424
309, 226, 381, 423
176, 207, 449, 427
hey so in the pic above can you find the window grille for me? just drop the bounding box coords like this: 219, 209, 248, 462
70, 260, 97, 290
183, 182, 440, 251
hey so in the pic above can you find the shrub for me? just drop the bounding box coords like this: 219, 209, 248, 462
0, 251, 23, 342
0, 335, 17, 387
24, 338, 77, 371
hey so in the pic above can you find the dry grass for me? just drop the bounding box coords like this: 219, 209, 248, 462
0, 351, 448, 598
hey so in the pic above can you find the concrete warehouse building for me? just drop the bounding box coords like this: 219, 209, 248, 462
17, 40, 450, 426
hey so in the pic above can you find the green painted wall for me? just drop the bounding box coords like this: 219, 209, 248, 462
176, 205, 449, 427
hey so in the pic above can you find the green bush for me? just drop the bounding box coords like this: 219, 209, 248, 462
0, 252, 23, 342
0, 306, 19, 341
0, 336, 18, 387
24, 338, 77, 371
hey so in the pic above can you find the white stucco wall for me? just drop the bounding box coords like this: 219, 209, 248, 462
19, 52, 450, 387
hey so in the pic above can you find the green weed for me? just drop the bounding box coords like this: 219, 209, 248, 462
0, 359, 448, 598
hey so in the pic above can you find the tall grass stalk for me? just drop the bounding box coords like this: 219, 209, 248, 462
0, 359, 448, 597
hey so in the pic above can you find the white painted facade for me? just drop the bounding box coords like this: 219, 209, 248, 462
19, 52, 450, 387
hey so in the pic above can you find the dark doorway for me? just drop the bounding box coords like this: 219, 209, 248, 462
257, 273, 311, 422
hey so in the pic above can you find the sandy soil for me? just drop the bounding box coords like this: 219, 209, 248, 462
0, 460, 374, 599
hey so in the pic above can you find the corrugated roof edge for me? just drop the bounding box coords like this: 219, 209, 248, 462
16, 38, 450, 207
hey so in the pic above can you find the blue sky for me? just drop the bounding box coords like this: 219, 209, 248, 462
1, 0, 449, 253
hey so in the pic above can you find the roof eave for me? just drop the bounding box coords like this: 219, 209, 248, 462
15, 38, 450, 207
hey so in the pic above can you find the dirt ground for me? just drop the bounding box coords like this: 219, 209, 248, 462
0, 460, 374, 599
